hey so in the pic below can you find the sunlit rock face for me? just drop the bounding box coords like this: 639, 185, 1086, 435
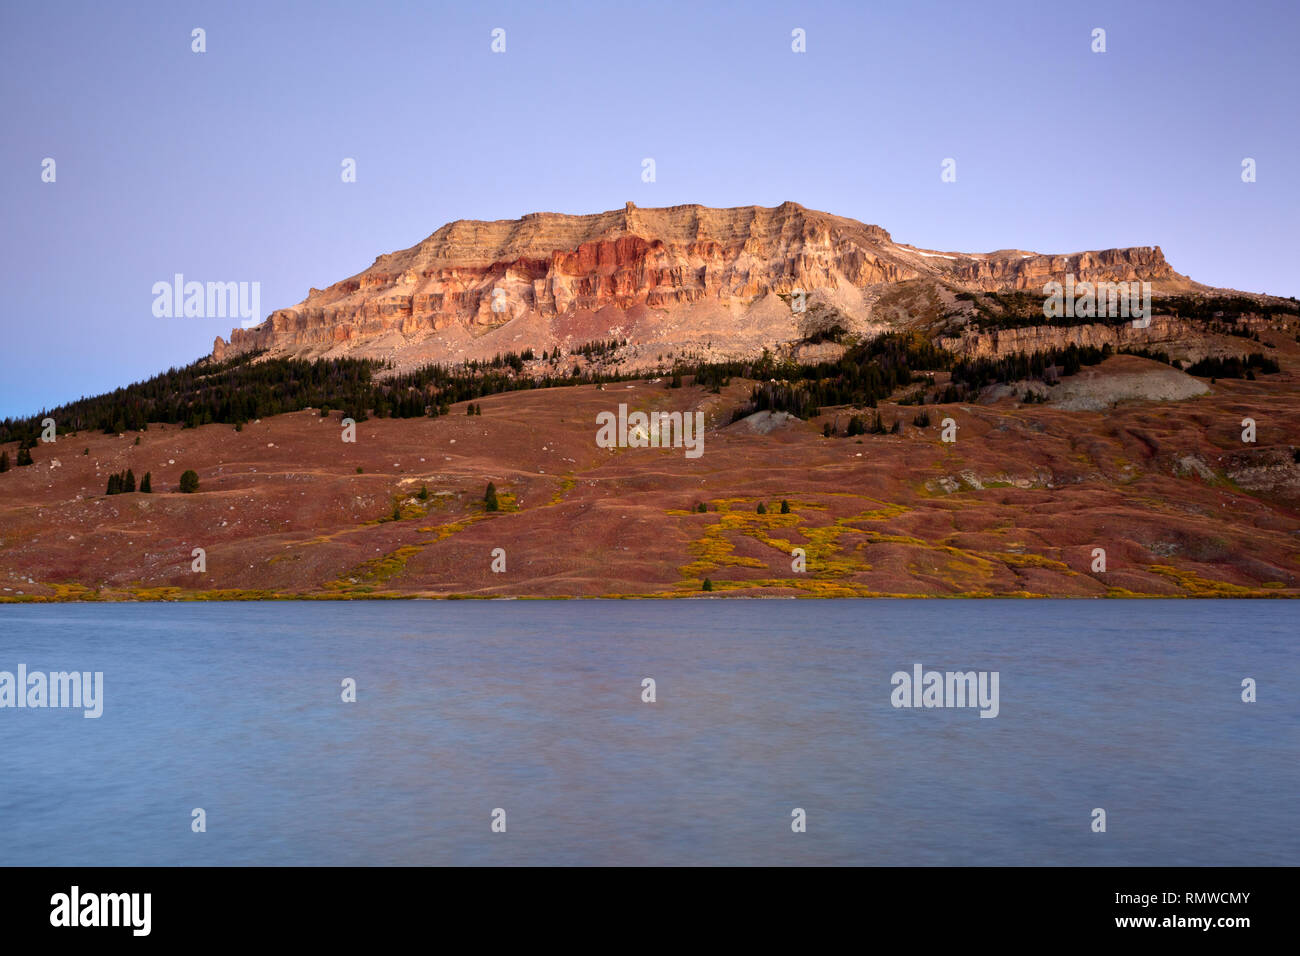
215, 201, 1202, 371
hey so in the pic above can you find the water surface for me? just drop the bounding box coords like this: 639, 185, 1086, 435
0, 600, 1294, 865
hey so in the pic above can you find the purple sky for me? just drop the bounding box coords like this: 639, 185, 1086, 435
2, 0, 1296, 418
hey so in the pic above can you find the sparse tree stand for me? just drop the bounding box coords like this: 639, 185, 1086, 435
484, 482, 499, 512
105, 469, 136, 495
179, 470, 200, 493
17, 446, 34, 467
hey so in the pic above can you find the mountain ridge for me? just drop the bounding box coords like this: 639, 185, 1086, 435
214, 202, 1209, 370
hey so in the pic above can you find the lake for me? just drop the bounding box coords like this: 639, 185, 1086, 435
0, 599, 1294, 865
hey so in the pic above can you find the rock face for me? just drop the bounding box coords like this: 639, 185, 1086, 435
939, 316, 1192, 360
214, 201, 1204, 369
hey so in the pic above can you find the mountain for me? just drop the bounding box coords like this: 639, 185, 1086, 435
214, 201, 1208, 370
5, 203, 1298, 603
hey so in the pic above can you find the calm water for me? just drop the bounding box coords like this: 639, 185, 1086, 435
0, 600, 1295, 866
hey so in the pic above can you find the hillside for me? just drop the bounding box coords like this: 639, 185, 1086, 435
4, 203, 1299, 601
2, 348, 1299, 600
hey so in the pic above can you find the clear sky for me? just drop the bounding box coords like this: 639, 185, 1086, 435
2, 0, 1296, 418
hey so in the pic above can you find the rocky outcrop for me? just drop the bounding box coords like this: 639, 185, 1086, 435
946, 246, 1184, 292
939, 316, 1193, 359
1043, 358, 1211, 411
938, 314, 1269, 365
217, 201, 1207, 369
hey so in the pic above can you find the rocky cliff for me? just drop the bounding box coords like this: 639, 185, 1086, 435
213, 201, 1204, 369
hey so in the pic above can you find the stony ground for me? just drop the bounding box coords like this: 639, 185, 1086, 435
2, 350, 1298, 601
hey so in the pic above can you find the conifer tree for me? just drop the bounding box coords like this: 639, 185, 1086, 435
179, 469, 199, 493
780, 499, 790, 514
484, 481, 499, 512
17, 447, 33, 467
0, 451, 7, 473
141, 472, 152, 493
125, 469, 136, 493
